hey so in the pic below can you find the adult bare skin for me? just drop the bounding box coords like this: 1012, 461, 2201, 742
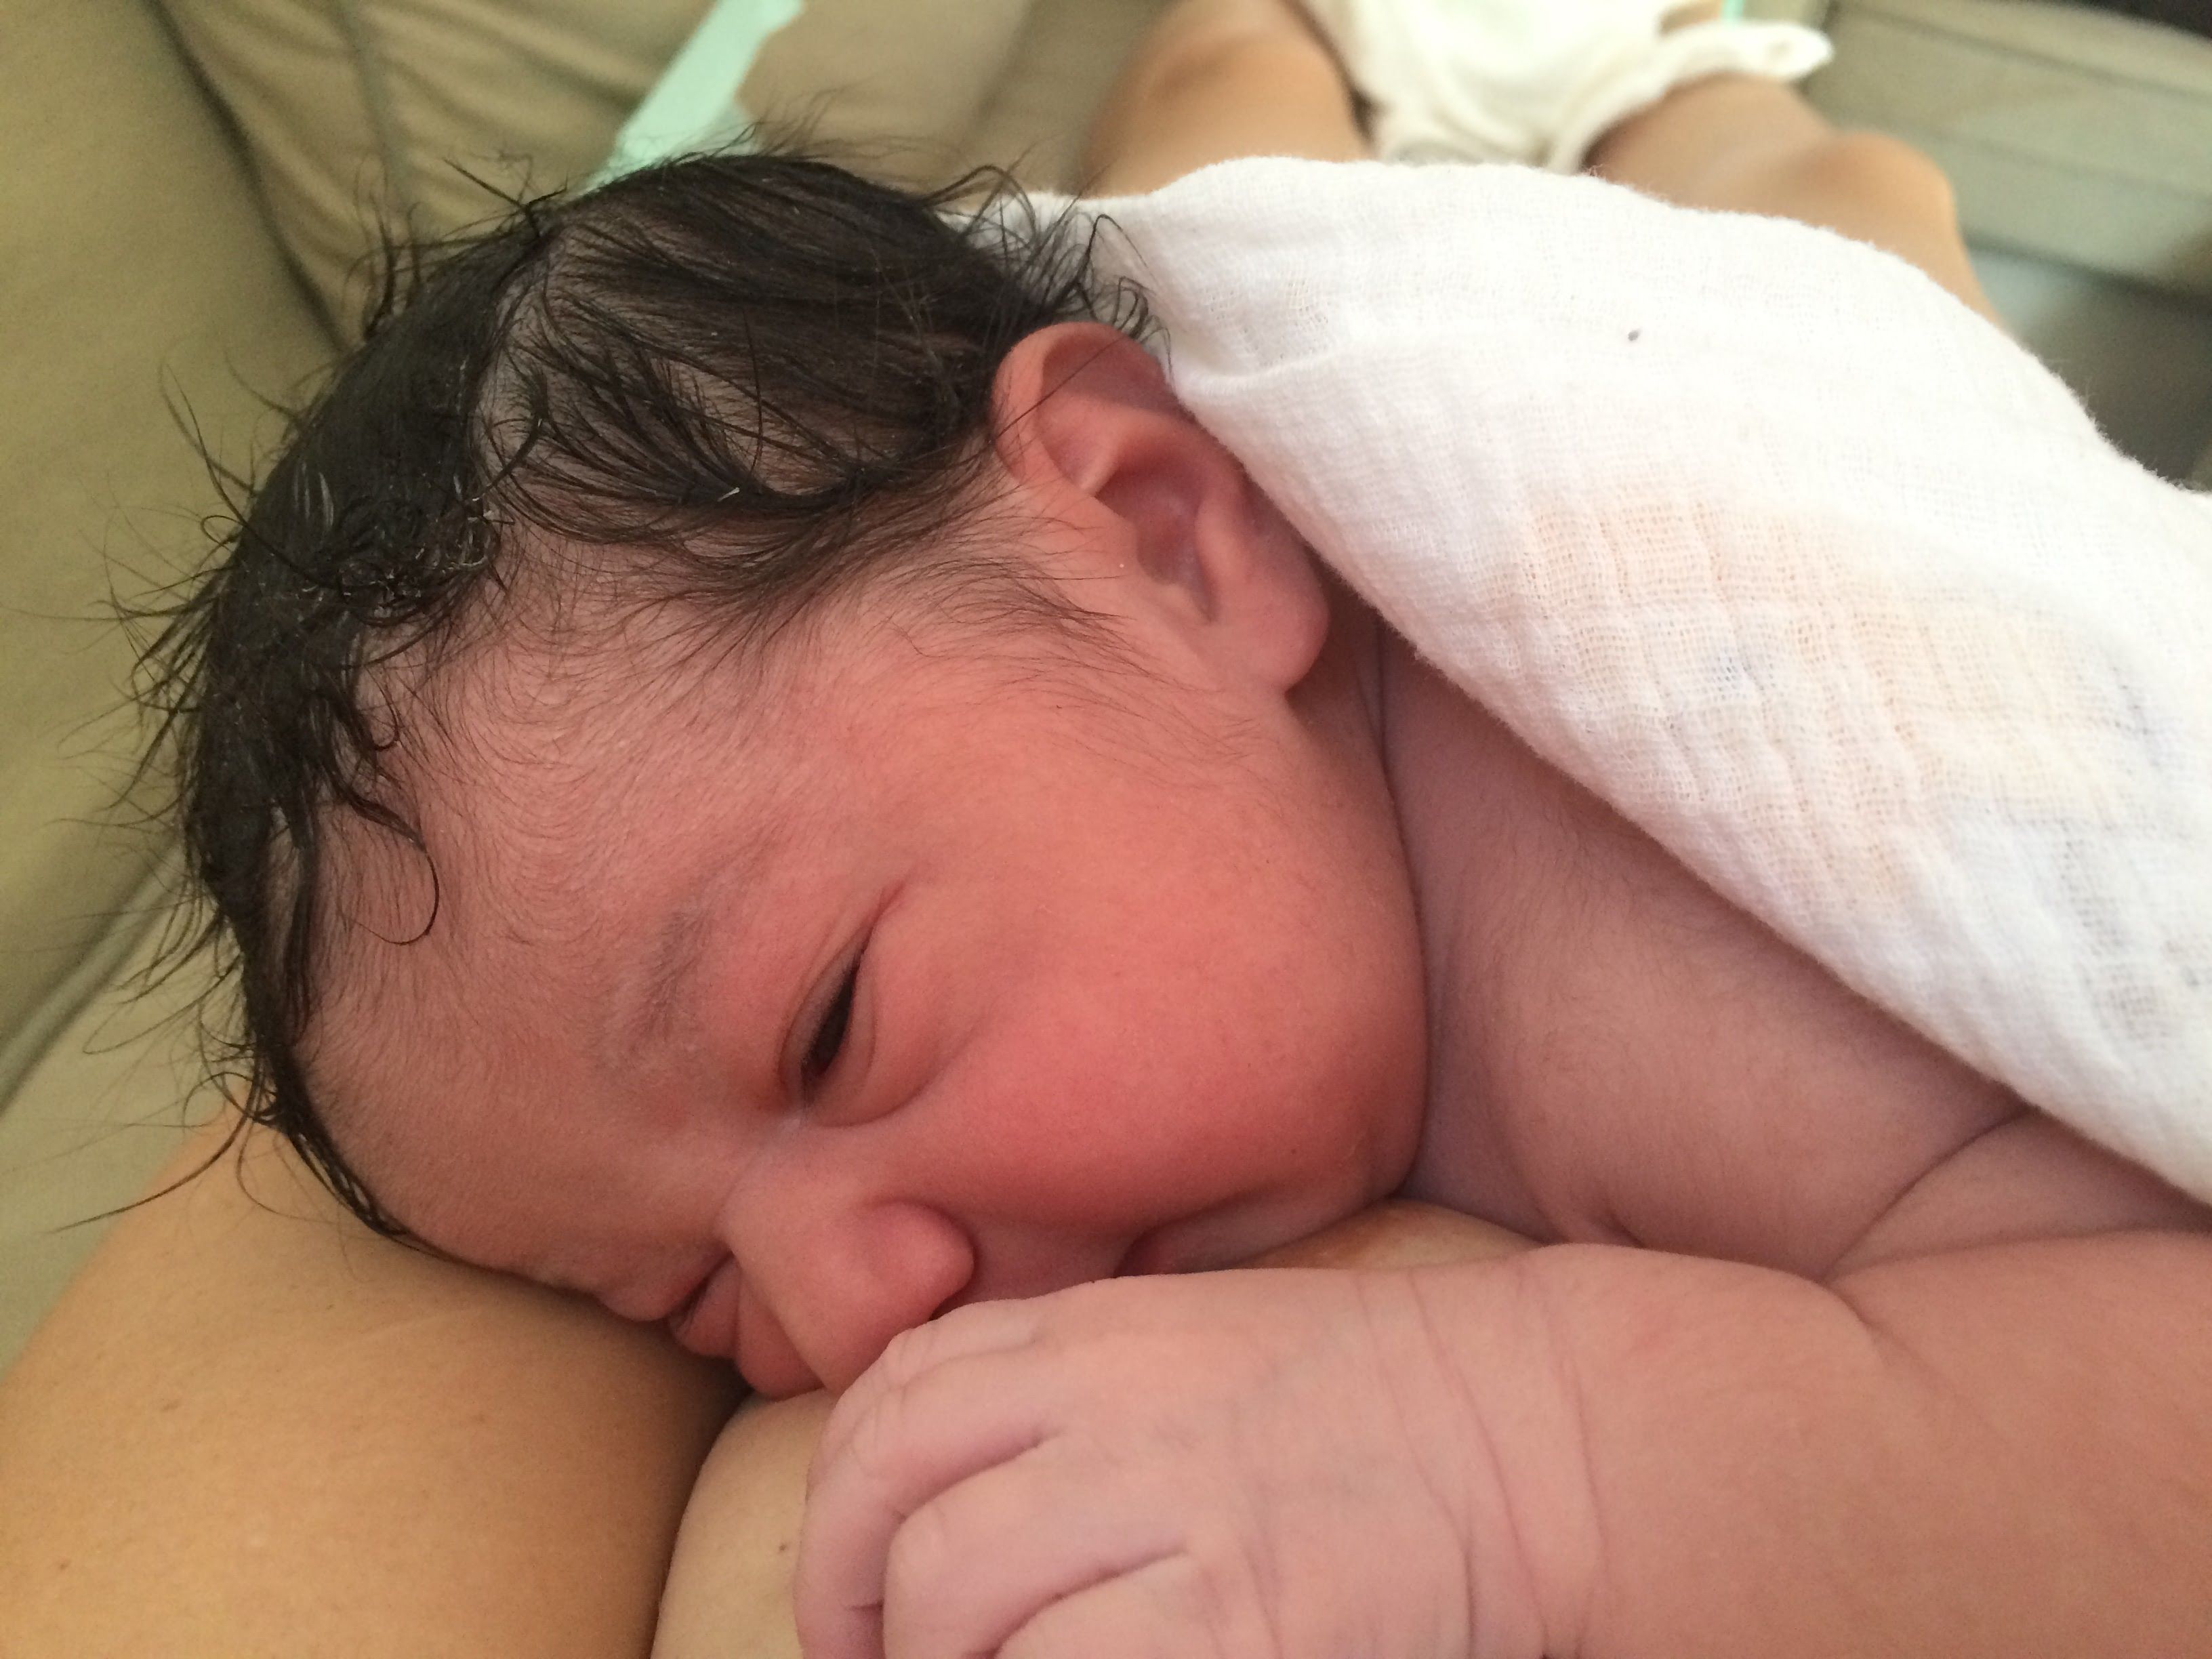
652, 1201, 1534, 1659
0, 1121, 739, 1656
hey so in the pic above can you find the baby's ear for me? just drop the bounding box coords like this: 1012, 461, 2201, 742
992, 322, 1328, 693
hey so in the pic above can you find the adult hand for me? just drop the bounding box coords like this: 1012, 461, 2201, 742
792, 1221, 1540, 1658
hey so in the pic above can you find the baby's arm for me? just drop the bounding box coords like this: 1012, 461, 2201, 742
1435, 1229, 2212, 1656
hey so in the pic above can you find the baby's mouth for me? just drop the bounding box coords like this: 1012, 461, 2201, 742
662, 1256, 733, 1348
1115, 1231, 1179, 1277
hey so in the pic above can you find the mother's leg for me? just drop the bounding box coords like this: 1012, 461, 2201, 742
1082, 0, 1372, 195
1586, 71, 2003, 324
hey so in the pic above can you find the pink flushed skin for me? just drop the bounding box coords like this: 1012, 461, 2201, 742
305, 323, 1430, 1399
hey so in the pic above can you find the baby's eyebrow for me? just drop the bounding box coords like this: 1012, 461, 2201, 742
605, 901, 714, 1071
596, 817, 785, 1073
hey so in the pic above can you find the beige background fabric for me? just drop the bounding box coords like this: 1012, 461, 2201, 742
0, 914, 218, 1368
0, 0, 329, 1095
161, 0, 720, 333
159, 0, 1042, 336
741, 0, 1035, 184
959, 0, 1168, 190
1809, 0, 2212, 300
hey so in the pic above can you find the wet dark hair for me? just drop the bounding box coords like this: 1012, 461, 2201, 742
144, 147, 1155, 1237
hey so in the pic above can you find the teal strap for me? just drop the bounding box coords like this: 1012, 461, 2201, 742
595, 0, 806, 184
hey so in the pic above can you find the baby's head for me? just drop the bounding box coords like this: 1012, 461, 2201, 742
158, 152, 1427, 1394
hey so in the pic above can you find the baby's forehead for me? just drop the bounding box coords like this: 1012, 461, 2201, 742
310, 563, 1159, 1069
348, 609, 781, 909
306, 626, 787, 1148
317, 574, 979, 1018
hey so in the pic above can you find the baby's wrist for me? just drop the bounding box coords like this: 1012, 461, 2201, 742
1378, 1253, 1603, 1658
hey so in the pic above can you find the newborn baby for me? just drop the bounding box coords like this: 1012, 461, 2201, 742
166, 152, 2211, 1654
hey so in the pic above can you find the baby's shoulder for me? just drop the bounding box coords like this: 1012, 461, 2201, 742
1385, 646, 2210, 1275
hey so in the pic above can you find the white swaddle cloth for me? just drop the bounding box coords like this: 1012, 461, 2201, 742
1042, 159, 2212, 1202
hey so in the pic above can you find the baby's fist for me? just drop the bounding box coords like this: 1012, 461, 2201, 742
792, 1265, 1534, 1658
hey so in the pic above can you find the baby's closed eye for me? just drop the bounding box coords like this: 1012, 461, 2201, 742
796, 946, 862, 1106
796, 954, 860, 1094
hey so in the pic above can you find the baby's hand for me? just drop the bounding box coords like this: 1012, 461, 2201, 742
792, 1265, 1536, 1659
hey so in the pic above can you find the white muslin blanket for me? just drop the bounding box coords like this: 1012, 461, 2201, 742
1058, 159, 2212, 1202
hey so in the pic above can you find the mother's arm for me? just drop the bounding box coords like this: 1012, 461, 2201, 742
653, 1202, 1534, 1659
0, 1118, 741, 1656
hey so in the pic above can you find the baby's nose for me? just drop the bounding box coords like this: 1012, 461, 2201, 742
724, 1197, 976, 1395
